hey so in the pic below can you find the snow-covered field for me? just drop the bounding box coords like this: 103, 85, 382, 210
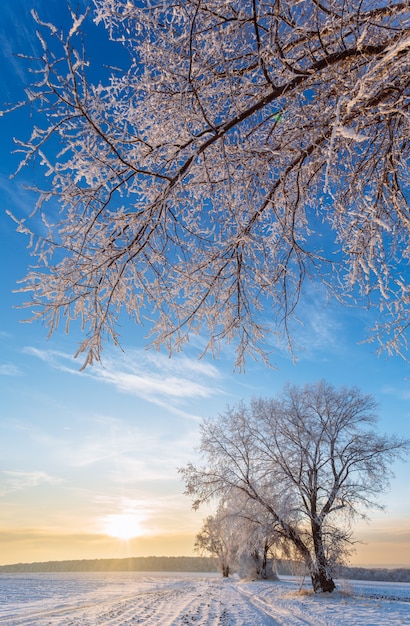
0, 571, 409, 625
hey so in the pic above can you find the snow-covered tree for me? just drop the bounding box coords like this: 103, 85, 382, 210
180, 381, 408, 592
213, 493, 280, 580
195, 496, 279, 579
194, 509, 236, 577
6, 0, 410, 368
224, 493, 279, 580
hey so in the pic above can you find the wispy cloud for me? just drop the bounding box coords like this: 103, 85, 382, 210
0, 470, 63, 496
23, 346, 71, 367
23, 346, 224, 417
0, 32, 29, 87
380, 385, 410, 401
0, 2, 47, 91
0, 363, 22, 376
32, 411, 198, 478
272, 282, 345, 360
93, 362, 214, 399
56, 415, 159, 470
0, 175, 38, 217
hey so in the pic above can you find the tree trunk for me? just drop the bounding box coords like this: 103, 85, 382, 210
259, 543, 277, 580
310, 522, 336, 593
310, 567, 336, 593
260, 548, 268, 579
280, 522, 335, 592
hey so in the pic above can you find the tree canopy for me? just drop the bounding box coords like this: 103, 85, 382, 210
7, 0, 410, 368
180, 381, 409, 592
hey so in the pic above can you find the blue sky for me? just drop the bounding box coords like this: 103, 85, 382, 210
0, 0, 409, 567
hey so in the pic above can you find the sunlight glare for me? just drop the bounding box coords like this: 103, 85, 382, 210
103, 513, 144, 540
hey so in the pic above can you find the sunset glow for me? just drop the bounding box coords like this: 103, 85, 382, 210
102, 513, 145, 541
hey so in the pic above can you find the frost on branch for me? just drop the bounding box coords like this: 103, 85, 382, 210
7, 0, 410, 368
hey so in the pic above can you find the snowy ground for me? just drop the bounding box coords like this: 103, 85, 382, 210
0, 571, 409, 625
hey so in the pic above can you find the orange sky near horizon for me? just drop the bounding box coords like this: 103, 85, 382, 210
0, 519, 409, 569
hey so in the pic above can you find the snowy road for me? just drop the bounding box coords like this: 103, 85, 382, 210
0, 573, 409, 625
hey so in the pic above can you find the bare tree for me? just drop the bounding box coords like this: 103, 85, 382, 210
6, 1, 410, 368
179, 381, 408, 592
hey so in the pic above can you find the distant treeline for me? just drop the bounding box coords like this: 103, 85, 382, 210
0, 556, 217, 574
335, 565, 410, 584
0, 557, 409, 582
277, 560, 410, 583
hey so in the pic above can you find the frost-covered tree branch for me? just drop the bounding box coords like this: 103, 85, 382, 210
7, 0, 410, 368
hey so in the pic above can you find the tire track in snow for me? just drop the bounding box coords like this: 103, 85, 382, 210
1, 577, 407, 625
0, 579, 281, 626
235, 583, 317, 626
0, 585, 187, 625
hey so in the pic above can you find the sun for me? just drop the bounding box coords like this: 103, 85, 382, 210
102, 513, 144, 540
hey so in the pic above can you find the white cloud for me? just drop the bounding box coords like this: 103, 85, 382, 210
23, 346, 70, 365
0, 363, 22, 376
23, 346, 223, 417
0, 470, 63, 495
95, 367, 212, 399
